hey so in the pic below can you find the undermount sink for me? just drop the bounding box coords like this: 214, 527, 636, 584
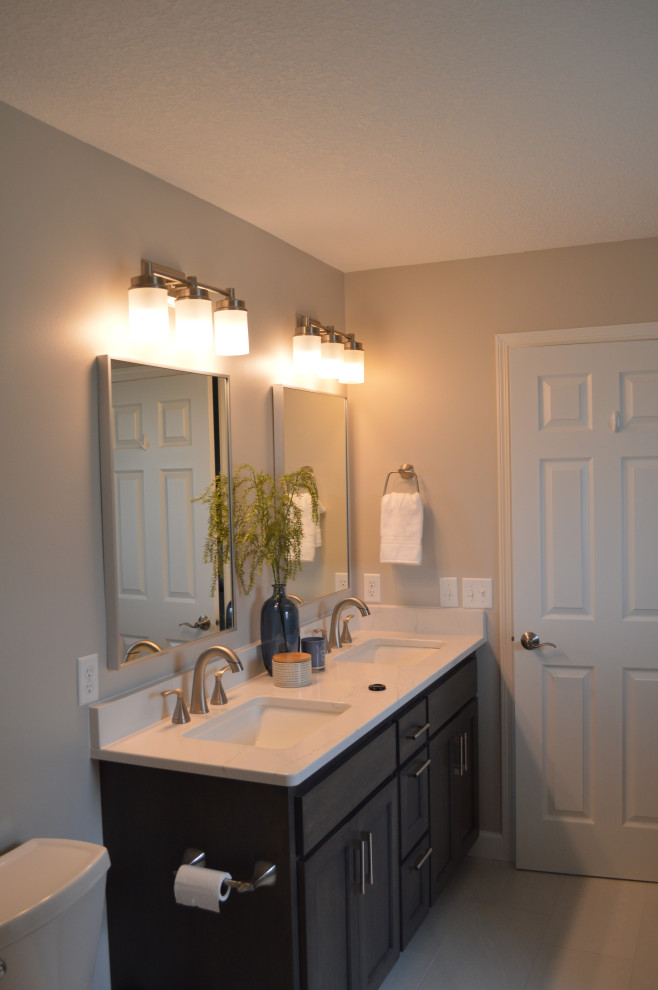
183, 697, 350, 749
337, 638, 444, 667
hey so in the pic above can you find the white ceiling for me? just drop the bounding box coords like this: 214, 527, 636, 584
2, 0, 657, 272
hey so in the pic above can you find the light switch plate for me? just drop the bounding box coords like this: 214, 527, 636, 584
462, 578, 493, 609
439, 577, 459, 607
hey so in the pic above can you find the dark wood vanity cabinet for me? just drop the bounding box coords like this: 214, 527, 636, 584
99, 653, 478, 990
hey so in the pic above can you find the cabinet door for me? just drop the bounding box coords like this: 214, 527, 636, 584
356, 780, 400, 990
451, 699, 479, 863
429, 699, 479, 902
301, 817, 359, 990
301, 779, 399, 990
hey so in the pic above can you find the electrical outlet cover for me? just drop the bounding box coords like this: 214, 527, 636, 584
335, 572, 349, 592
363, 573, 381, 603
77, 653, 99, 705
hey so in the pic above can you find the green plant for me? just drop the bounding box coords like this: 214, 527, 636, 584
192, 471, 231, 596
231, 463, 319, 593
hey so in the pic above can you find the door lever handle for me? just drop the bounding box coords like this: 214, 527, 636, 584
520, 631, 557, 651
179, 615, 211, 631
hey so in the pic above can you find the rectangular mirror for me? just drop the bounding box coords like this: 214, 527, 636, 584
98, 356, 234, 669
273, 385, 349, 602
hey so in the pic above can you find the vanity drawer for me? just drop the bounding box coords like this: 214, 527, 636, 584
297, 724, 397, 855
399, 744, 430, 860
428, 654, 477, 734
400, 836, 432, 949
398, 697, 429, 765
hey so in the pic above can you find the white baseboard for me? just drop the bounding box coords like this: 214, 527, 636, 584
469, 830, 507, 862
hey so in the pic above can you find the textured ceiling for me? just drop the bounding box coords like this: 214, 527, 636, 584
2, 0, 657, 272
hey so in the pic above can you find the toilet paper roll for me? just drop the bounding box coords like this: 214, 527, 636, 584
174, 865, 232, 912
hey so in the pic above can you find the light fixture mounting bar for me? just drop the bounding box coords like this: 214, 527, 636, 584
141, 259, 235, 301
297, 315, 353, 344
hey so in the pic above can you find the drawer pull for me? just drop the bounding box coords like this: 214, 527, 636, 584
407, 721, 430, 741
412, 846, 432, 871
410, 757, 431, 779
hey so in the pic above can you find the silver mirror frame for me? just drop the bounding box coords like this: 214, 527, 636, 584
98, 355, 234, 669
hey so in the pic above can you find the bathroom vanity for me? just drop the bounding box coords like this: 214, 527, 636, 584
93, 619, 483, 990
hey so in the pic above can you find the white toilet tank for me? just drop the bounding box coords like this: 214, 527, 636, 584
0, 837, 110, 990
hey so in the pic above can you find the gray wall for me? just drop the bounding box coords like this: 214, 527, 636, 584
0, 102, 345, 988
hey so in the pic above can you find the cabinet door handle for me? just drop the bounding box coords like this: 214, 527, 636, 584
362, 831, 374, 886
407, 721, 430, 741
412, 846, 432, 871
410, 757, 431, 779
462, 730, 469, 774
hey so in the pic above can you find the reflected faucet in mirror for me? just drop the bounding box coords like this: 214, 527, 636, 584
329, 597, 371, 650
123, 640, 160, 664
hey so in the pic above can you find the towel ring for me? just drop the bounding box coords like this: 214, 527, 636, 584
382, 463, 420, 496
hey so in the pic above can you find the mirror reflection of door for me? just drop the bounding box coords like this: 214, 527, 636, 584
111, 366, 225, 655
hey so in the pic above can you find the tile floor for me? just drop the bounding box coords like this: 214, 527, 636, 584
380, 857, 658, 990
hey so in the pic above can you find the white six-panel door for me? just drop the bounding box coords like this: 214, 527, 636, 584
511, 338, 658, 879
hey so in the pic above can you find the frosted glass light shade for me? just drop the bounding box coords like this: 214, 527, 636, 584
175, 295, 214, 350
293, 333, 322, 373
318, 339, 344, 379
128, 285, 170, 343
339, 348, 365, 384
214, 308, 249, 355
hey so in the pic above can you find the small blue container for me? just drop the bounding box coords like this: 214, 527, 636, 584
300, 635, 326, 671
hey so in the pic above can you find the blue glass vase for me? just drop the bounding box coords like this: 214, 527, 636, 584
260, 584, 300, 674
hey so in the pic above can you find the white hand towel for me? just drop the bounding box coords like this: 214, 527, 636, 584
380, 491, 423, 565
294, 492, 325, 562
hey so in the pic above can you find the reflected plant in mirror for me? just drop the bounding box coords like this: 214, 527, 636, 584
191, 472, 231, 596
97, 356, 235, 669
272, 386, 349, 602
229, 464, 319, 593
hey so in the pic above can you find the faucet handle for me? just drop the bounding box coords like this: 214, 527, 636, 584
162, 688, 191, 724
340, 614, 354, 645
211, 666, 241, 706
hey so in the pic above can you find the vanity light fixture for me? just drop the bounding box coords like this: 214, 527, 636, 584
129, 259, 249, 355
293, 316, 365, 383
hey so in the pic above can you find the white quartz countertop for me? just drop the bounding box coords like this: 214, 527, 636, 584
90, 608, 485, 787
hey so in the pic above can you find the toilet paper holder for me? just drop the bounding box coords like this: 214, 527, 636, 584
181, 848, 277, 893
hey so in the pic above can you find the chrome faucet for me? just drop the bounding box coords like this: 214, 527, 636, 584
328, 597, 371, 650
190, 646, 243, 714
